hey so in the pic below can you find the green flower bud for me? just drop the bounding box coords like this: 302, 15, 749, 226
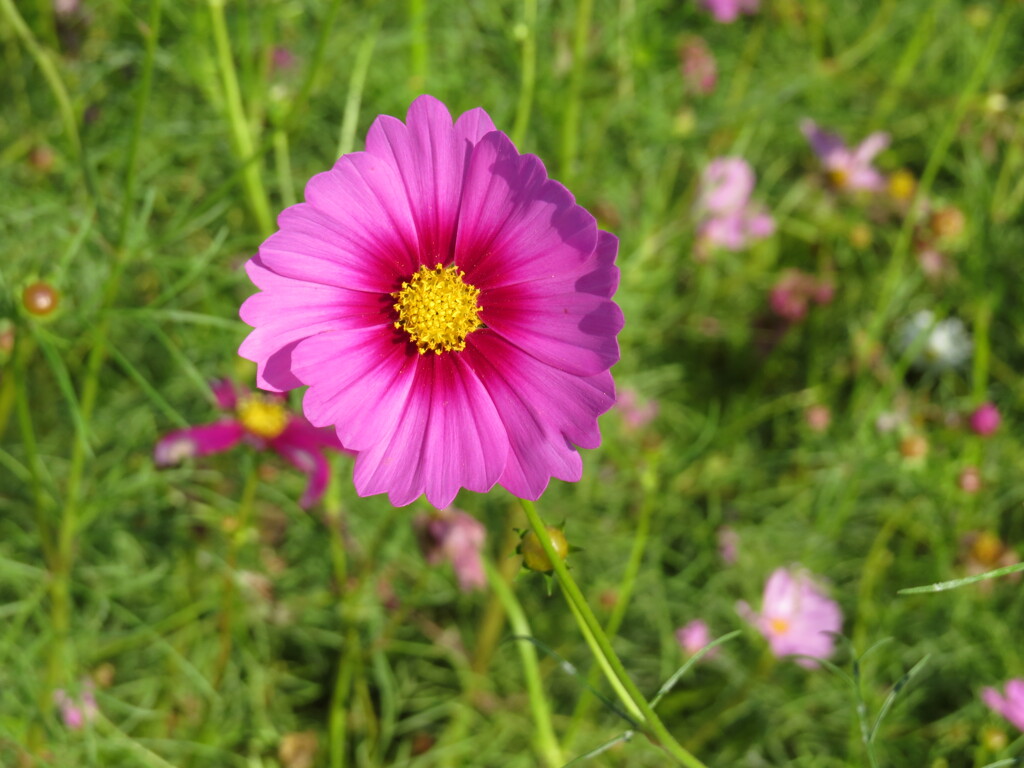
520, 525, 569, 573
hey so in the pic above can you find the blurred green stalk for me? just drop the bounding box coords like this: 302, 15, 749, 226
511, 0, 538, 148
520, 499, 708, 768
482, 558, 563, 768
559, 0, 593, 183
208, 0, 274, 237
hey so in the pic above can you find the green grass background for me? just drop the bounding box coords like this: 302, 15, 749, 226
2, 0, 1024, 765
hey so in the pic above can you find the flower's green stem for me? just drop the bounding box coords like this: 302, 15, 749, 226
520, 499, 708, 768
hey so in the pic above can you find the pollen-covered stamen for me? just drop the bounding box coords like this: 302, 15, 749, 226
392, 263, 483, 355
237, 395, 289, 439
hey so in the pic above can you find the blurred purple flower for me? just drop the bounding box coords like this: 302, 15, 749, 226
679, 36, 717, 96
969, 403, 1001, 437
414, 508, 486, 592
616, 387, 658, 430
983, 680, 1024, 732
154, 380, 344, 508
53, 0, 80, 16
701, 0, 760, 23
695, 158, 775, 253
801, 119, 890, 192
738, 567, 842, 667
54, 682, 98, 730
676, 619, 718, 659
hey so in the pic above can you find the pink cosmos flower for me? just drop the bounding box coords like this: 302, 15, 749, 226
769, 269, 834, 323
701, 0, 760, 23
239, 95, 622, 508
695, 158, 775, 253
154, 380, 343, 508
801, 119, 890, 192
54, 682, 98, 730
738, 567, 843, 668
676, 619, 718, 659
679, 36, 717, 96
969, 402, 1001, 436
615, 387, 658, 431
414, 507, 487, 592
982, 679, 1024, 731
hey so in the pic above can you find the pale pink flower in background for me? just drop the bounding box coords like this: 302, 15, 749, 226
717, 526, 739, 565
414, 508, 487, 592
616, 387, 658, 430
804, 404, 831, 433
679, 36, 717, 96
769, 270, 834, 323
701, 0, 760, 23
801, 119, 890, 192
676, 619, 718, 659
54, 682, 98, 730
982, 680, 1024, 731
695, 158, 775, 253
738, 567, 842, 667
969, 403, 1001, 436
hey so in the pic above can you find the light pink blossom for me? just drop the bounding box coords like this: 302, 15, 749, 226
679, 36, 717, 96
616, 387, 658, 430
717, 526, 739, 565
701, 0, 760, 23
414, 508, 487, 592
240, 95, 622, 508
801, 119, 890, 192
54, 682, 98, 730
695, 158, 774, 253
982, 679, 1024, 731
676, 619, 718, 659
738, 567, 842, 667
769, 269, 834, 323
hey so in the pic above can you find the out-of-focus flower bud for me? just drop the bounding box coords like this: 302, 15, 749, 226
22, 282, 60, 317
969, 403, 1001, 436
958, 466, 982, 494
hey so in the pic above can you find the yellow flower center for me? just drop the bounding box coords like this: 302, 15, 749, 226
392, 263, 482, 355
769, 617, 790, 635
828, 168, 849, 189
237, 395, 288, 439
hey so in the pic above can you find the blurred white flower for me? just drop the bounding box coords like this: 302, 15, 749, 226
898, 310, 972, 371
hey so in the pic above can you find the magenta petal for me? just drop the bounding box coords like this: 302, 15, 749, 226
293, 327, 419, 452
240, 255, 392, 391
455, 131, 598, 290
270, 420, 334, 507
154, 420, 245, 465
352, 354, 509, 508
211, 379, 238, 411
462, 332, 614, 499
365, 95, 475, 266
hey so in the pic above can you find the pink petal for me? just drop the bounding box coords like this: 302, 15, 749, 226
270, 419, 336, 507
853, 132, 890, 164
211, 379, 238, 411
352, 353, 509, 508
462, 332, 615, 499
455, 131, 599, 292
292, 327, 420, 453
259, 154, 419, 293
240, 254, 392, 391
699, 158, 755, 214
800, 119, 847, 161
154, 420, 245, 465
365, 95, 484, 267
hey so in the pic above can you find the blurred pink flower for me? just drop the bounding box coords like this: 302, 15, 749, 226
414, 508, 487, 592
969, 403, 1001, 436
695, 158, 775, 253
154, 380, 344, 508
679, 36, 717, 96
738, 567, 842, 667
676, 619, 718, 659
982, 680, 1024, 731
616, 387, 658, 430
769, 269, 834, 323
701, 0, 760, 23
54, 682, 98, 730
717, 526, 739, 565
801, 119, 890, 192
